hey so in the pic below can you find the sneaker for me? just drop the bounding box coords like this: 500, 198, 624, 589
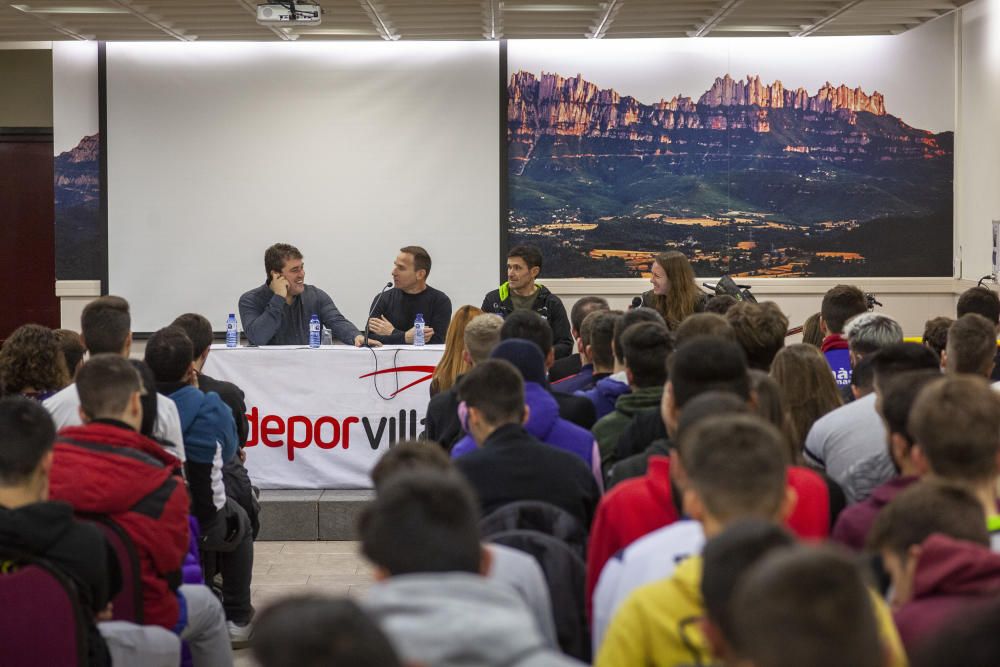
227, 619, 253, 648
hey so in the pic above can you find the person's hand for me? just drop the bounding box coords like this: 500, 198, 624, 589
269, 272, 290, 299
355, 335, 382, 348
367, 316, 394, 336
96, 603, 113, 622
404, 326, 434, 344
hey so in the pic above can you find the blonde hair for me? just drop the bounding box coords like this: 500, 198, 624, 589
770, 344, 843, 449
651, 251, 702, 329
429, 305, 483, 395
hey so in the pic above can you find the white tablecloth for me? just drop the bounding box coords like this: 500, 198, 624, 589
202, 344, 445, 489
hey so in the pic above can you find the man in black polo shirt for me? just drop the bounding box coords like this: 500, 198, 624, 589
366, 246, 452, 345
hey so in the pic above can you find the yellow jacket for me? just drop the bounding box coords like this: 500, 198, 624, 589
594, 555, 908, 667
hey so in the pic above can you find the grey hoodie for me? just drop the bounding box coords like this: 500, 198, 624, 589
365, 572, 583, 667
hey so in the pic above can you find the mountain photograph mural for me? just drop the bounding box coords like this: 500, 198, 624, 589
507, 70, 953, 278
54, 133, 102, 280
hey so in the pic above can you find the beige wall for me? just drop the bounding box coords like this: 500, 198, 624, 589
0, 48, 53, 127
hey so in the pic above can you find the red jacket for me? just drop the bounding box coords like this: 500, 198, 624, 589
49, 421, 191, 629
895, 534, 1000, 655
786, 466, 832, 540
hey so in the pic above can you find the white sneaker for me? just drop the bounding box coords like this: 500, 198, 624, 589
227, 619, 253, 648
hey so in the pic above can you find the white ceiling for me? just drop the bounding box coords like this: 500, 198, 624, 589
0, 0, 972, 42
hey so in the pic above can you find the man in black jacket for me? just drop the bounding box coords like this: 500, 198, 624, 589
454, 360, 600, 528
482, 245, 573, 359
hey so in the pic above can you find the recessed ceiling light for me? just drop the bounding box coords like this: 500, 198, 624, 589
10, 4, 130, 13
504, 4, 596, 12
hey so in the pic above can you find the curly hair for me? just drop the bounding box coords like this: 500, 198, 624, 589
0, 324, 71, 397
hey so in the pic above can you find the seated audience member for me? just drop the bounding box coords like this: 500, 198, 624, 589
868, 481, 1000, 655
554, 308, 613, 393
594, 414, 793, 663
428, 305, 483, 396
769, 343, 842, 450
703, 294, 737, 315
592, 322, 672, 469
922, 316, 952, 360
605, 336, 750, 486
839, 343, 941, 503
832, 369, 942, 551
360, 471, 583, 667
453, 359, 600, 528
912, 599, 1000, 667
956, 285, 1000, 381
943, 313, 996, 377
801, 311, 824, 347
44, 296, 184, 460
452, 340, 602, 487
804, 313, 904, 484
725, 301, 788, 371
0, 323, 71, 400
729, 547, 901, 667
500, 310, 596, 429
550, 296, 609, 383
847, 351, 876, 402
238, 243, 368, 347
54, 328, 86, 380
818, 284, 868, 388
673, 312, 735, 344
366, 246, 452, 346
370, 440, 557, 647
580, 307, 663, 421
424, 313, 502, 450
908, 375, 1000, 546
47, 355, 231, 665
700, 520, 796, 666
144, 327, 253, 644
0, 397, 180, 667
638, 251, 707, 329
482, 244, 573, 358
253, 596, 401, 667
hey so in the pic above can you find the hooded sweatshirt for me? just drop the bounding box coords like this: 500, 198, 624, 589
832, 475, 919, 551
579, 376, 631, 421
895, 534, 1000, 654
365, 572, 583, 667
592, 386, 664, 466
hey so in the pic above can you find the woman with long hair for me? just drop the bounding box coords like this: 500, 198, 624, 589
640, 251, 706, 329
429, 305, 483, 396
769, 344, 843, 451
0, 324, 71, 401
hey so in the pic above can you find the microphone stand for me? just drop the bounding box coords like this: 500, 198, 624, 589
364, 282, 393, 347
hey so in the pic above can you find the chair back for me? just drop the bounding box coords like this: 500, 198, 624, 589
481, 500, 588, 559
78, 514, 144, 623
0, 554, 89, 666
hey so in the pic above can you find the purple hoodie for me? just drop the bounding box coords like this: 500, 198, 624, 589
451, 382, 601, 486
578, 376, 631, 420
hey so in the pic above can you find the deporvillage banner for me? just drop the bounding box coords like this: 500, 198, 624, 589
203, 344, 444, 489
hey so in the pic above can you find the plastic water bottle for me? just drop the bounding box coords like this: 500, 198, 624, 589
309, 313, 321, 348
414, 313, 425, 346
226, 314, 238, 348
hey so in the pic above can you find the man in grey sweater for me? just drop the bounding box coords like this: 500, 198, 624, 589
238, 243, 373, 346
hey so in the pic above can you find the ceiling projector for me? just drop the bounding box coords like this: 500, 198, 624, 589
257, 3, 322, 25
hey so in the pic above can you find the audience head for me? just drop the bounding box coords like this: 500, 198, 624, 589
612, 307, 665, 366
0, 396, 56, 497
945, 313, 996, 376
957, 286, 1000, 326
664, 337, 750, 436
53, 329, 85, 380
359, 470, 481, 577
877, 370, 943, 476
253, 595, 402, 667
569, 296, 609, 339
396, 245, 432, 290
0, 324, 71, 397
75, 354, 143, 429
80, 295, 131, 356
725, 301, 789, 371
506, 244, 543, 290
675, 391, 751, 444
170, 313, 214, 364
701, 520, 796, 662
922, 316, 952, 359
456, 359, 525, 443
430, 305, 484, 394
730, 547, 883, 667
820, 284, 867, 335
850, 353, 876, 397
500, 310, 553, 366
621, 321, 671, 389
801, 312, 824, 347
846, 312, 904, 360
869, 342, 940, 395
673, 313, 735, 347
747, 370, 797, 461
264, 243, 303, 285
868, 481, 989, 609
704, 294, 738, 315
580, 309, 616, 370
769, 343, 842, 448
370, 440, 453, 491
676, 414, 790, 530
909, 375, 1000, 486
490, 339, 547, 385
462, 312, 502, 366
144, 326, 195, 384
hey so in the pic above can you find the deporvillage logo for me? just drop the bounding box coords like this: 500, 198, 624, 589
244, 364, 437, 461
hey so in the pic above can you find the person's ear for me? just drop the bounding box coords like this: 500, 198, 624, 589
122, 331, 133, 358
682, 487, 704, 520
77, 405, 91, 424
462, 348, 473, 367
939, 349, 948, 372
625, 368, 635, 386
778, 485, 798, 521
819, 315, 830, 337
889, 433, 909, 468
701, 618, 730, 662
529, 266, 541, 281
522, 404, 531, 426
372, 566, 391, 582
129, 391, 143, 422
663, 381, 679, 436
186, 361, 197, 383
746, 388, 758, 411
669, 451, 688, 491
545, 349, 554, 370
199, 347, 210, 365
911, 444, 932, 476
479, 545, 494, 577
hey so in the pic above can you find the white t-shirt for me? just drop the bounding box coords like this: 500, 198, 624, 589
591, 519, 705, 653
803, 392, 885, 485
43, 383, 186, 462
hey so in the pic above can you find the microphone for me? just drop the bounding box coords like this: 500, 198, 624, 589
629, 296, 642, 310
364, 281, 393, 347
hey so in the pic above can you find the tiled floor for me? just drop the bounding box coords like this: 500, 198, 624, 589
234, 540, 373, 666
